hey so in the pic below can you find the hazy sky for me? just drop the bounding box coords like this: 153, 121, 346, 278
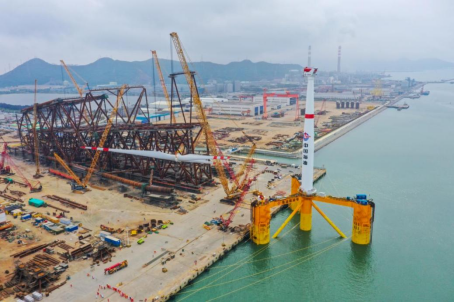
1, 0, 453, 73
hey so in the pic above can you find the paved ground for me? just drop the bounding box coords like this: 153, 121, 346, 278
44, 163, 295, 302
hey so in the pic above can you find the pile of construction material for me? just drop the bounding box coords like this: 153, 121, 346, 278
228, 135, 262, 143
3, 254, 67, 300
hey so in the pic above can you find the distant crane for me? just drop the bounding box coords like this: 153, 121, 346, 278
276, 91, 300, 120
60, 60, 84, 98
314, 99, 326, 128
60, 60, 90, 122
262, 89, 277, 119
151, 50, 176, 123
371, 79, 383, 99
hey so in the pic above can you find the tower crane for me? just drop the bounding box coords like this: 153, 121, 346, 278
151, 50, 176, 123
32, 80, 42, 178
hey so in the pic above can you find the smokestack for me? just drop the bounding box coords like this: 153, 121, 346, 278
337, 46, 341, 73
308, 45, 311, 67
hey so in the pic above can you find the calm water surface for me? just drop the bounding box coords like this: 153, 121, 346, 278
173, 83, 454, 301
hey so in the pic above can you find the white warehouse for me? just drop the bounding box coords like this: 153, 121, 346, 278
209, 101, 263, 116
252, 96, 297, 107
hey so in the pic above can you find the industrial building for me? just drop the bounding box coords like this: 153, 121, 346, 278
209, 101, 263, 116
252, 96, 296, 107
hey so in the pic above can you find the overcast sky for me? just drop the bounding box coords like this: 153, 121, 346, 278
1, 0, 453, 73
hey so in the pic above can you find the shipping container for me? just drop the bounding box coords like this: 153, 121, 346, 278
28, 198, 45, 208
42, 215, 59, 224
65, 225, 78, 232
99, 231, 111, 239
104, 236, 121, 247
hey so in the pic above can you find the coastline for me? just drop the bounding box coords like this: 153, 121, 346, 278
38, 94, 406, 302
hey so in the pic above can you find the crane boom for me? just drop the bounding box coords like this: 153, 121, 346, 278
33, 80, 41, 177
53, 153, 84, 186
82, 85, 127, 187
151, 50, 176, 123
60, 60, 84, 98
170, 32, 231, 195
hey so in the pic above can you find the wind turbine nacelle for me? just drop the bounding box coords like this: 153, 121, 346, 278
303, 67, 318, 76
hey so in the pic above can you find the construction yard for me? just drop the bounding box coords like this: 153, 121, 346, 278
202, 100, 380, 151
0, 132, 325, 301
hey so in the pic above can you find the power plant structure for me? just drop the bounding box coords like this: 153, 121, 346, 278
16, 85, 213, 192
337, 46, 341, 73
250, 67, 375, 246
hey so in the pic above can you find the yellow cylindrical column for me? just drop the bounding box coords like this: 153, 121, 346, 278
300, 198, 312, 231
290, 176, 301, 210
352, 202, 373, 245
250, 202, 271, 245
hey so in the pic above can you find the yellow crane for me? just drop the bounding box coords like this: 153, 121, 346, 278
60, 60, 84, 98
231, 132, 256, 191
151, 50, 176, 124
53, 85, 126, 192
32, 80, 42, 179
60, 60, 90, 123
170, 32, 232, 196
82, 85, 127, 187
53, 153, 84, 187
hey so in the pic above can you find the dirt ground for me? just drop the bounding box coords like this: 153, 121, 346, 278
0, 137, 211, 287
164, 100, 380, 150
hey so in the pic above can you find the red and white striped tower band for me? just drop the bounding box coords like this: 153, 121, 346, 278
301, 67, 318, 195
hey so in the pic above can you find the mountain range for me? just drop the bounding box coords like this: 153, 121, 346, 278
0, 58, 302, 88
0, 57, 453, 88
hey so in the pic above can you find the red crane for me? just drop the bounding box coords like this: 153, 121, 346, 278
314, 99, 326, 128
0, 140, 42, 192
262, 89, 276, 119
276, 91, 300, 120
219, 162, 266, 231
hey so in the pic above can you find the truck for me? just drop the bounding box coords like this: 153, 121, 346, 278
104, 260, 128, 275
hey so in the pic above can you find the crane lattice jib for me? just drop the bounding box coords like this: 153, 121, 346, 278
60, 60, 83, 98
82, 85, 127, 187
33, 80, 40, 175
234, 144, 256, 191
170, 32, 231, 195
151, 50, 176, 124
53, 153, 83, 186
